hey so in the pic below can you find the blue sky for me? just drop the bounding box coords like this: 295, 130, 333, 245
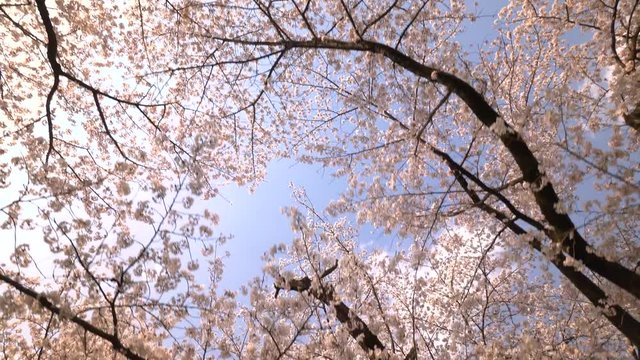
212, 159, 347, 290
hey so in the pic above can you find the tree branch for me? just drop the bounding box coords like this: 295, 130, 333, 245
214, 35, 640, 299
0, 272, 145, 360
440, 152, 640, 349
275, 261, 387, 358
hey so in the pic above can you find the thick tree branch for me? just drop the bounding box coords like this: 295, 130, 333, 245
0, 272, 145, 360
386, 105, 640, 347
441, 153, 640, 349
623, 102, 640, 131
275, 262, 387, 358
35, 0, 60, 164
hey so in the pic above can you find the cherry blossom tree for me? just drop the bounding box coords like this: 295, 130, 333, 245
1, 0, 241, 358
1, 0, 639, 359
238, 195, 634, 358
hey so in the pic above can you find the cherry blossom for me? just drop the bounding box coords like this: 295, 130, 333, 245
1, 0, 638, 358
